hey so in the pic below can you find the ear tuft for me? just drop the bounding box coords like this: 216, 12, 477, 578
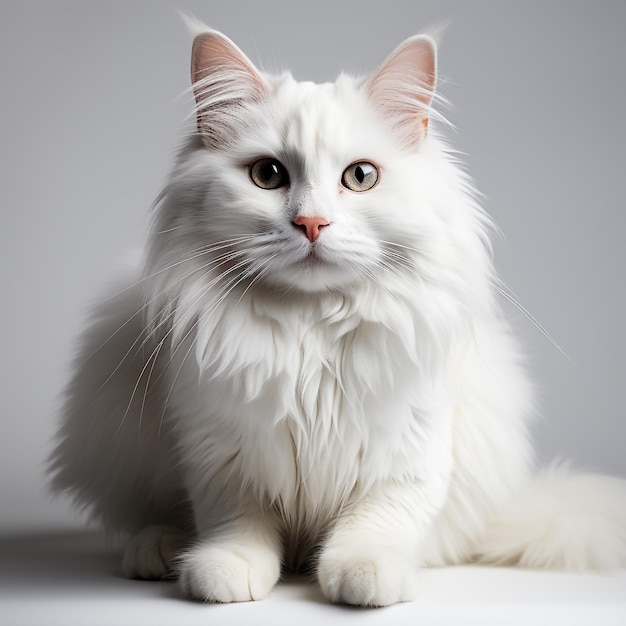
191, 30, 266, 148
366, 35, 437, 146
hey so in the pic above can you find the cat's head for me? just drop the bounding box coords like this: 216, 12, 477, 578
150, 27, 489, 306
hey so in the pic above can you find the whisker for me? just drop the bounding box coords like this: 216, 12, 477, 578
83, 236, 258, 363
85, 326, 152, 409
491, 280, 572, 363
139, 248, 251, 347
374, 252, 419, 294
379, 249, 417, 274
152, 253, 258, 395
235, 251, 279, 305
150, 225, 184, 234
112, 254, 250, 436
116, 340, 158, 440
137, 252, 255, 394
82, 244, 260, 413
378, 239, 428, 259
158, 254, 274, 428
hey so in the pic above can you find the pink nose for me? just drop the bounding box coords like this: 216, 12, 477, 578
292, 216, 330, 243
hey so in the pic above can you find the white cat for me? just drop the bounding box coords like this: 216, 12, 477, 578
50, 24, 626, 606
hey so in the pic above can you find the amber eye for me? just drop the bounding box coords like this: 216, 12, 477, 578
249, 158, 289, 190
341, 161, 379, 192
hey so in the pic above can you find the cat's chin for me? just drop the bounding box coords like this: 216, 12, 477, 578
261, 239, 375, 293
270, 261, 362, 293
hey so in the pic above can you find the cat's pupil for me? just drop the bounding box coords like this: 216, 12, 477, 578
340, 161, 378, 192
261, 163, 279, 183
354, 165, 365, 184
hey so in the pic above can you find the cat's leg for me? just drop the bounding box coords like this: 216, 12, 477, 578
318, 481, 438, 607
178, 507, 282, 603
122, 525, 191, 579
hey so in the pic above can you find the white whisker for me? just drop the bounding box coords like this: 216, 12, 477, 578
158, 254, 275, 427
491, 280, 572, 363
83, 236, 258, 363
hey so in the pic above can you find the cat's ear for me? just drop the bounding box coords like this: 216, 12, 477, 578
366, 35, 437, 146
191, 30, 267, 148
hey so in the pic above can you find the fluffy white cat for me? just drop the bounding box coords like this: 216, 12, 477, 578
50, 24, 626, 606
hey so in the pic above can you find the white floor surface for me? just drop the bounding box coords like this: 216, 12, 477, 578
1, 528, 625, 626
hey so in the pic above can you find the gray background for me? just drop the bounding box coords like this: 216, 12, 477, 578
1, 0, 625, 532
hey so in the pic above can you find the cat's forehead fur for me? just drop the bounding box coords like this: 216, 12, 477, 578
230, 72, 395, 180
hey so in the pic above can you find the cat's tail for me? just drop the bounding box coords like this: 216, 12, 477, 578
475, 465, 626, 571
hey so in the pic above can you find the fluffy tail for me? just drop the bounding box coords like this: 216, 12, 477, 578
476, 466, 626, 571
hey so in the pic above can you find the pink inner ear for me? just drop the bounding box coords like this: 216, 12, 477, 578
366, 35, 437, 145
191, 32, 266, 98
190, 31, 267, 147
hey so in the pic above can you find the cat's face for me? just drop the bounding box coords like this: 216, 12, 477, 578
200, 77, 431, 294
158, 30, 441, 295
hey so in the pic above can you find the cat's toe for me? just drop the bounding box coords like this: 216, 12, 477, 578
318, 546, 418, 607
178, 543, 280, 603
122, 526, 189, 580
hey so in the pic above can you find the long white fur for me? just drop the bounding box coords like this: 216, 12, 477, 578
49, 26, 626, 606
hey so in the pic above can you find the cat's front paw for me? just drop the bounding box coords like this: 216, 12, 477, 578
179, 542, 281, 603
318, 545, 418, 607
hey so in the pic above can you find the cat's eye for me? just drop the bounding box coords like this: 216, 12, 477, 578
341, 161, 379, 192
249, 158, 289, 190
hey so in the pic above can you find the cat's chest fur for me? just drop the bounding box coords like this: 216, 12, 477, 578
168, 287, 453, 531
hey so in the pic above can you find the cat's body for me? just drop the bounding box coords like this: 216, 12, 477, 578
50, 26, 626, 606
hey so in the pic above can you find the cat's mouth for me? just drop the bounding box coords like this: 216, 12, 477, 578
273, 239, 361, 291
298, 246, 333, 269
